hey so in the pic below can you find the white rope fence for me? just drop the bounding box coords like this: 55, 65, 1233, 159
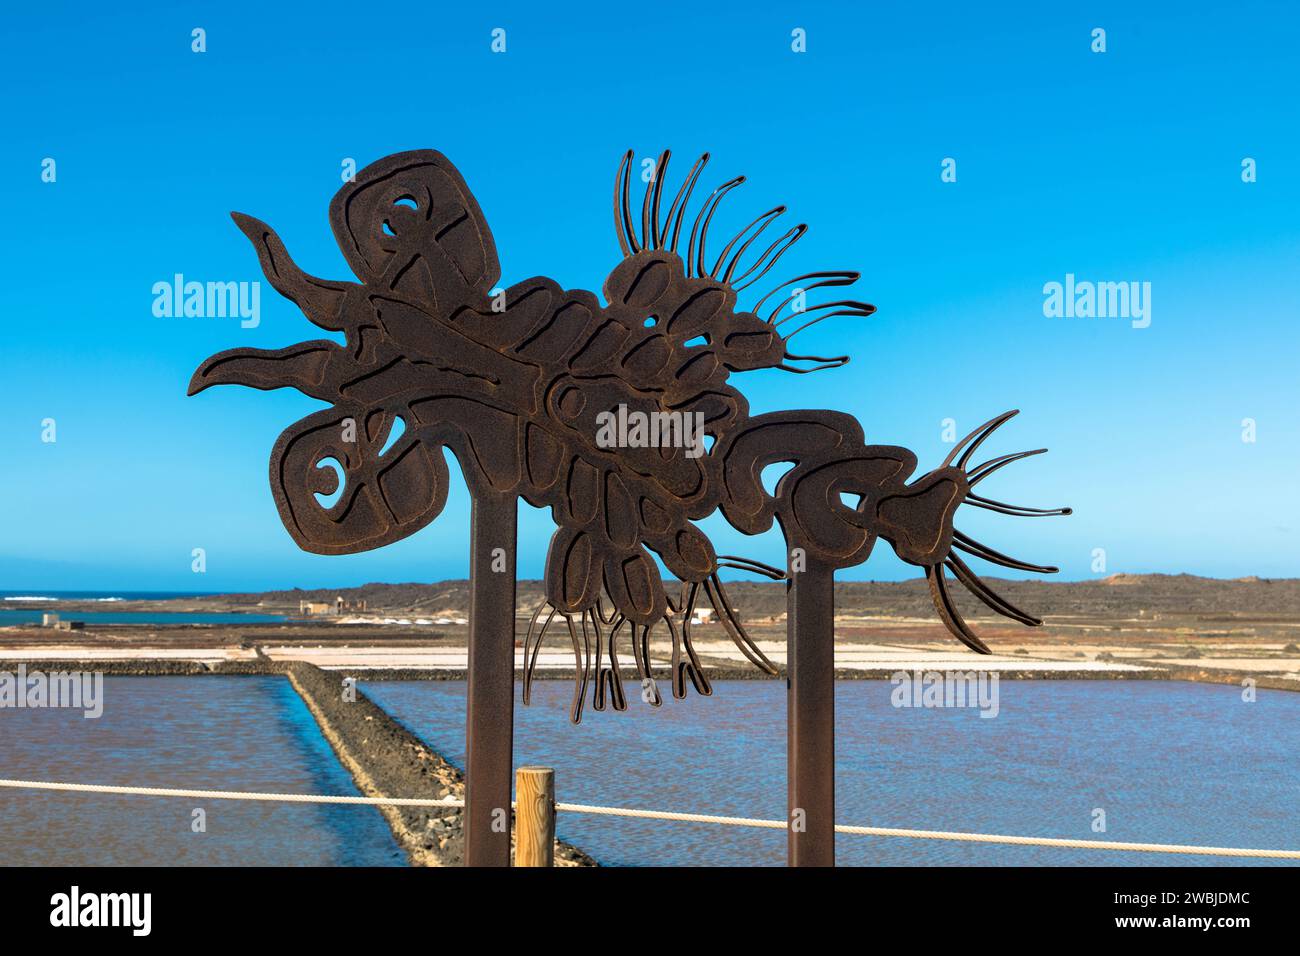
3, 777, 1298, 859
555, 801, 1300, 859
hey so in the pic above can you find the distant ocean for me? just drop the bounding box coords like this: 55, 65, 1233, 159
0, 590, 288, 625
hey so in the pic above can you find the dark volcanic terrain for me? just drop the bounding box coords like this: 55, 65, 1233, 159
4, 574, 1298, 683
224, 573, 1300, 627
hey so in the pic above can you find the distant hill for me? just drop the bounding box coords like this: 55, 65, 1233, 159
218, 573, 1300, 621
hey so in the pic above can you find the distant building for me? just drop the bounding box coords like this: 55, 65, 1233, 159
42, 612, 60, 627
54, 620, 84, 631
298, 597, 368, 616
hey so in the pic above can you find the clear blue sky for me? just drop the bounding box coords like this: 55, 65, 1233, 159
2, 1, 1296, 591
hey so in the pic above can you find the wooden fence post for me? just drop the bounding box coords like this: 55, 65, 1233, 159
515, 766, 556, 867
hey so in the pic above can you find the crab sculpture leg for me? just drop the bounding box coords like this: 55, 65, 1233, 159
521, 556, 783, 723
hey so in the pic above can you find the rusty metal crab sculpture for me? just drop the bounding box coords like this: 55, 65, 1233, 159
189, 149, 1069, 721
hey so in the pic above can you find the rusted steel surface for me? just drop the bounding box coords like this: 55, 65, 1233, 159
787, 556, 836, 866
464, 496, 516, 867
189, 148, 1068, 867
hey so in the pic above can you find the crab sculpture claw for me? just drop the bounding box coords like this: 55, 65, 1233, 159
886, 410, 1072, 654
